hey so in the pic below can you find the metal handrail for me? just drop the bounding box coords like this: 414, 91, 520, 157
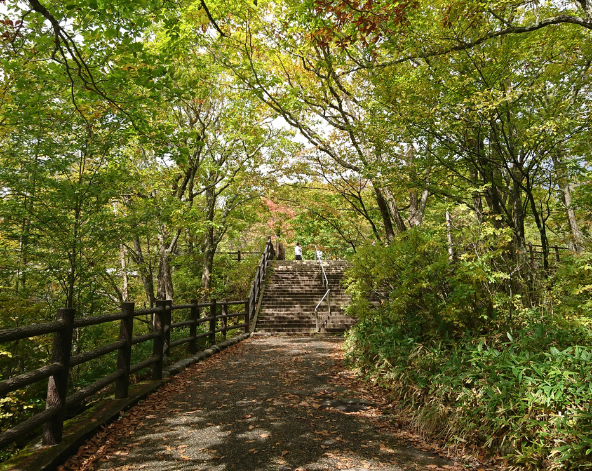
315, 245, 329, 289
314, 245, 331, 332
314, 289, 331, 332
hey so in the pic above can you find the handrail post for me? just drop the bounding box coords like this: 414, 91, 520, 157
209, 299, 217, 346
315, 309, 319, 332
244, 299, 250, 333
43, 308, 75, 446
152, 302, 166, 380
115, 302, 134, 399
221, 299, 227, 340
314, 244, 331, 333
323, 290, 331, 334
189, 299, 199, 355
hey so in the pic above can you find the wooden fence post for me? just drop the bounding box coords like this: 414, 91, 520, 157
43, 308, 75, 446
115, 302, 134, 399
209, 299, 217, 346
152, 302, 165, 381
221, 300, 227, 340
189, 299, 199, 355
244, 299, 250, 334
237, 250, 241, 262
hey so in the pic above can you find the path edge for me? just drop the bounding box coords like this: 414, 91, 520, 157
1, 332, 251, 471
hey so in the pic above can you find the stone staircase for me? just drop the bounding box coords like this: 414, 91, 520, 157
255, 260, 355, 334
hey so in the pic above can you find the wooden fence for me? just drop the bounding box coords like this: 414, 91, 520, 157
527, 243, 569, 266
246, 237, 275, 324
217, 250, 260, 262
0, 236, 276, 451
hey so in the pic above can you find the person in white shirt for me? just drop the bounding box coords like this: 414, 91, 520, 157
295, 243, 302, 260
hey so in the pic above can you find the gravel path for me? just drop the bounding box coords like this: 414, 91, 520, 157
60, 336, 459, 471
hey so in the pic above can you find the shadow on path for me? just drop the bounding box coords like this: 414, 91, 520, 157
60, 336, 459, 471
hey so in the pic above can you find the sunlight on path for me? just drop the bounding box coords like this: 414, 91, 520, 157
59, 336, 458, 471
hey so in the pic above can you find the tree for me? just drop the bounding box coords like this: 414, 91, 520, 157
206, 0, 432, 243
0, 56, 135, 310
369, 23, 592, 268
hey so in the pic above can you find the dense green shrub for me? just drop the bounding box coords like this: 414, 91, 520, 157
345, 315, 592, 469
552, 253, 592, 321
345, 225, 515, 341
344, 226, 592, 469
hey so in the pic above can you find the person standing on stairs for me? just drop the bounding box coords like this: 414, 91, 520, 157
295, 242, 302, 261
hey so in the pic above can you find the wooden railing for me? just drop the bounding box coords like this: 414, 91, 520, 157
0, 299, 248, 449
527, 243, 568, 266
246, 236, 275, 327
0, 236, 276, 451
217, 250, 260, 262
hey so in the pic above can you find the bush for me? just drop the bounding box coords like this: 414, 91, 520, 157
343, 226, 592, 469
345, 315, 592, 469
344, 225, 514, 341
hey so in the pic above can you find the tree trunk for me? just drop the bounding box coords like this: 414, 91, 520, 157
446, 209, 454, 262
469, 169, 484, 224
66, 200, 82, 310
156, 227, 175, 301
525, 185, 550, 273
552, 154, 583, 253
378, 187, 406, 234
131, 235, 155, 307
120, 244, 129, 302
509, 176, 527, 250
408, 189, 429, 227
404, 146, 429, 228
201, 186, 216, 294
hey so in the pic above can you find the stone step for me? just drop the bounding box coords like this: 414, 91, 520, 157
256, 331, 316, 334
259, 310, 349, 317
255, 259, 355, 334
270, 273, 346, 277
259, 305, 349, 312
257, 322, 314, 328
262, 301, 349, 306
259, 305, 350, 311
261, 296, 350, 302
263, 289, 348, 295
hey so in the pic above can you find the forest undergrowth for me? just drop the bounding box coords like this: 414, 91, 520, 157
343, 226, 592, 470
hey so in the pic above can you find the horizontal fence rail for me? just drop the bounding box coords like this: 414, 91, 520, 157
0, 236, 276, 452
0, 300, 248, 450
527, 243, 568, 264
216, 250, 260, 262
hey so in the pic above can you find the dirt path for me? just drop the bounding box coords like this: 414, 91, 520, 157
59, 336, 464, 471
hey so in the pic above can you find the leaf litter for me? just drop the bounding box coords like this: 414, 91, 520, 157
57, 336, 503, 471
